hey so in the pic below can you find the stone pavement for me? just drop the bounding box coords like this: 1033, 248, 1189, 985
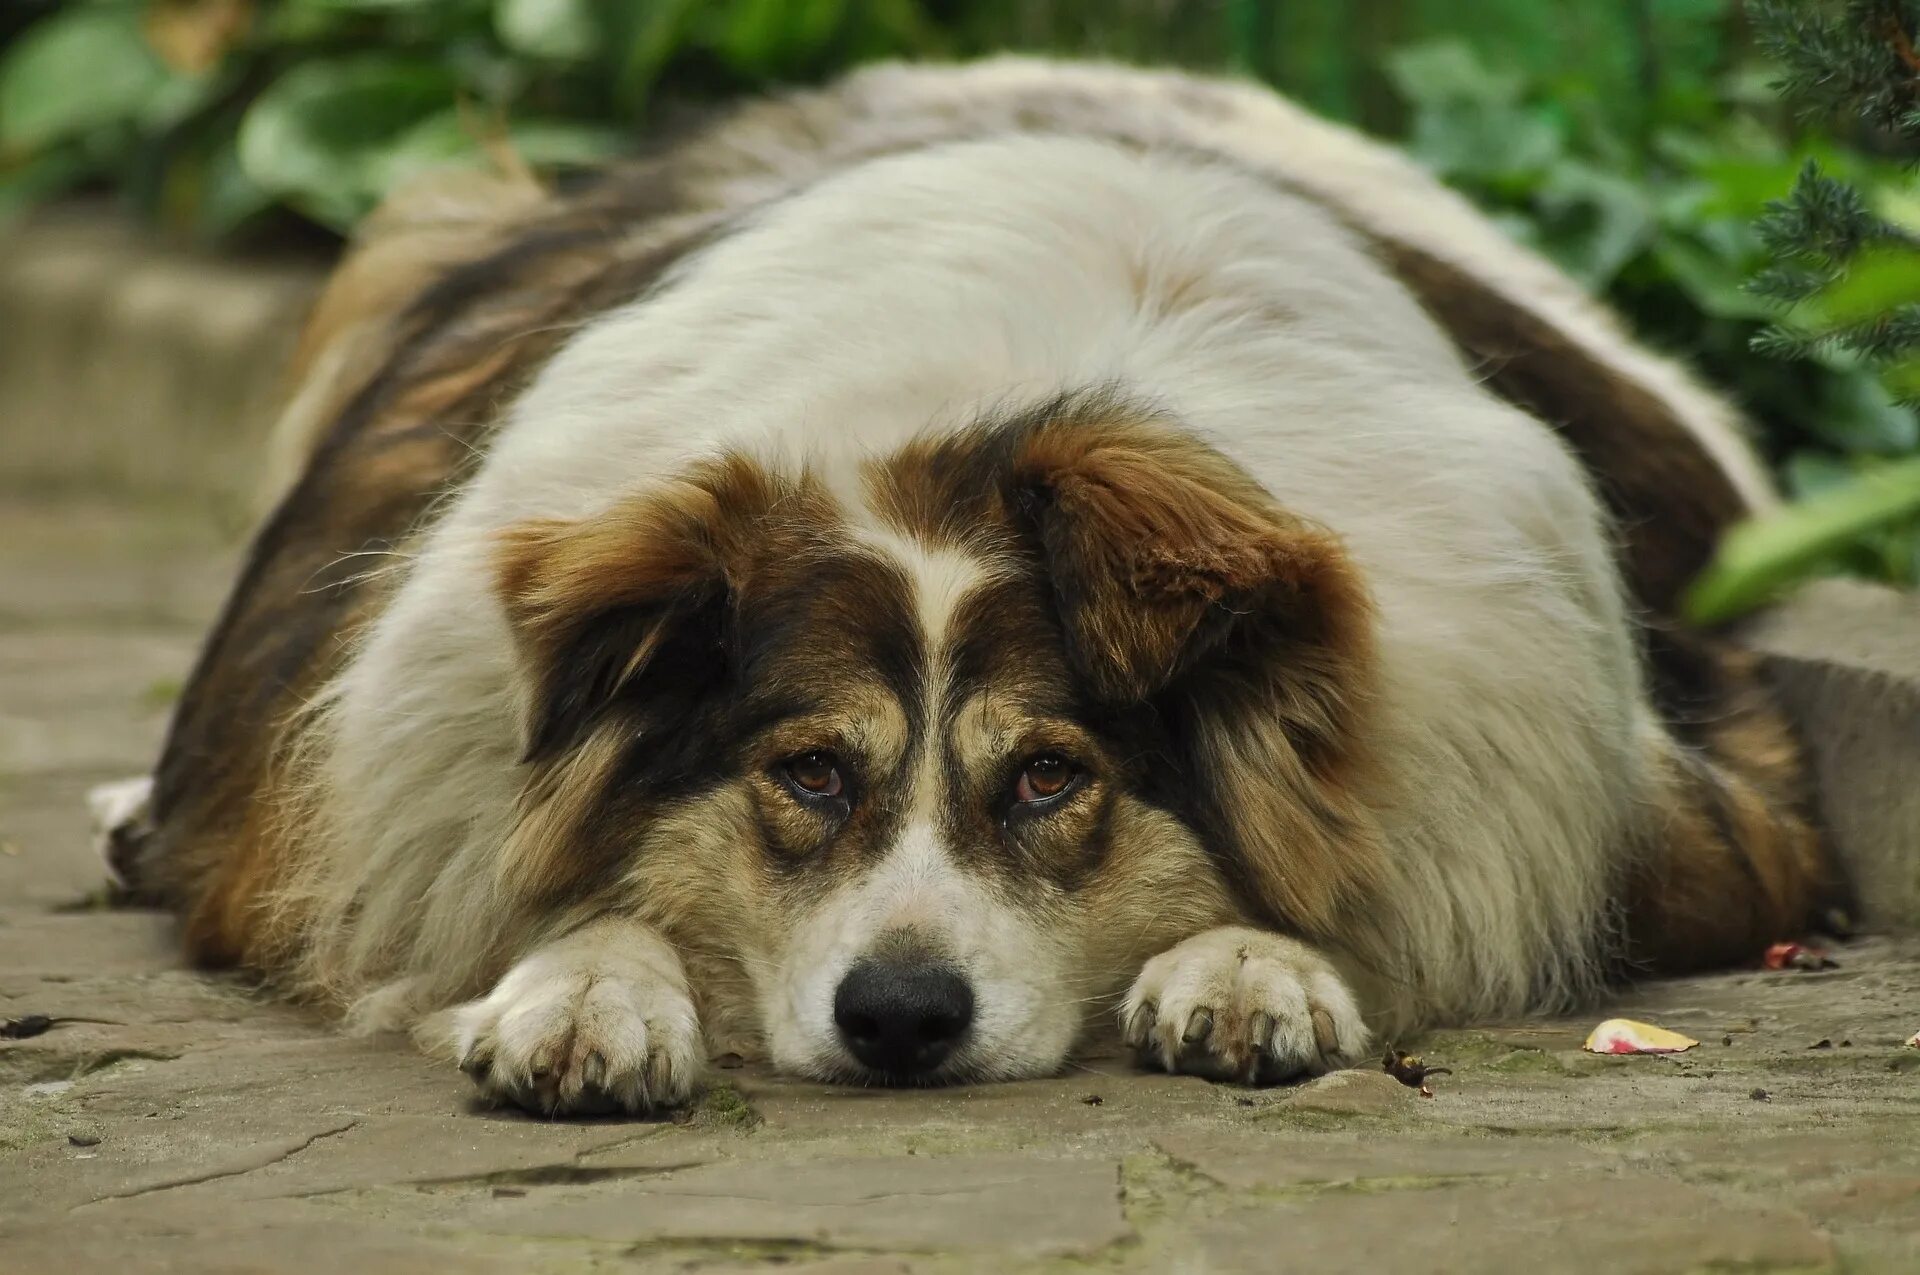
3, 497, 1918, 1275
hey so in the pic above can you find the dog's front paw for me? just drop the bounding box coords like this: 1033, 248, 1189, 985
450, 922, 701, 1117
1120, 926, 1368, 1084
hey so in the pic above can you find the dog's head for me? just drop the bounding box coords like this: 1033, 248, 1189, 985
491, 394, 1380, 1084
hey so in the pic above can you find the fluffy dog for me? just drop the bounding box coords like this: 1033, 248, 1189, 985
104, 59, 1837, 1115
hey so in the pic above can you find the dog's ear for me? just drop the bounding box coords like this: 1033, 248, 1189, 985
1008, 414, 1386, 932
1008, 416, 1372, 710
492, 455, 780, 763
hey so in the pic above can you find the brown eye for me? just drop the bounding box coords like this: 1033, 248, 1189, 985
1014, 755, 1077, 804
782, 750, 844, 800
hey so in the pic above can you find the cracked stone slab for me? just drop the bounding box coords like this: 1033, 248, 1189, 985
1745, 578, 1920, 928
0, 1114, 361, 1218
78, 1119, 362, 1205
732, 1059, 1230, 1139
1198, 1175, 1835, 1273
0, 1197, 539, 1274
465, 1153, 1130, 1257
1155, 1129, 1595, 1189
212, 1115, 700, 1200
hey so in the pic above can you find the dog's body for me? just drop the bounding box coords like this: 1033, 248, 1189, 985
114, 59, 1836, 1113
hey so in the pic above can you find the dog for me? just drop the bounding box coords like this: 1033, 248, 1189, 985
98, 58, 1839, 1116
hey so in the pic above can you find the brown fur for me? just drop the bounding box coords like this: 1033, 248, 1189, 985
1004, 412, 1387, 938
137, 63, 1833, 1008
863, 401, 1386, 940
491, 456, 843, 903
1625, 639, 1840, 973
141, 180, 725, 960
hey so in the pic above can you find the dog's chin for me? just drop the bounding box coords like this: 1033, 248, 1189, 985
792, 1040, 1073, 1089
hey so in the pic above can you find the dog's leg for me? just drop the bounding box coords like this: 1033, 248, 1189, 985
1626, 639, 1842, 974
86, 775, 155, 891
1119, 926, 1370, 1083
449, 915, 702, 1117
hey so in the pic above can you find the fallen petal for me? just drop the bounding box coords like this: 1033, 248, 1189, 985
1763, 941, 1837, 972
1582, 1018, 1700, 1055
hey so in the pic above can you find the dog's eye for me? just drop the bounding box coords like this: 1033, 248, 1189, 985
1013, 755, 1077, 804
782, 750, 844, 800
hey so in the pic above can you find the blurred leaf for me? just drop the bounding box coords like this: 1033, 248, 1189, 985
858, 0, 944, 56
143, 0, 255, 74
1385, 40, 1524, 110
1814, 242, 1920, 325
0, 7, 172, 152
237, 54, 457, 229
1807, 366, 1920, 453
374, 105, 623, 190
1782, 451, 1857, 499
1534, 161, 1657, 288
495, 0, 596, 61
268, 0, 491, 44
279, 0, 483, 13
1654, 238, 1778, 320
611, 0, 704, 110
714, 0, 850, 75
1686, 456, 1920, 622
192, 134, 274, 236
0, 145, 96, 220
1387, 40, 1561, 184
1884, 352, 1920, 404
718, 0, 801, 74
1405, 99, 1560, 183
1876, 180, 1920, 235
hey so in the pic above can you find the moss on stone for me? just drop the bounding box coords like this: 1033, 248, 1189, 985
684, 1081, 762, 1133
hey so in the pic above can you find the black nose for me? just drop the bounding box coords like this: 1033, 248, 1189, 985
832, 959, 974, 1078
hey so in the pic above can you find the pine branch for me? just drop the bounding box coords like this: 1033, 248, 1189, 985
1750, 2, 1920, 377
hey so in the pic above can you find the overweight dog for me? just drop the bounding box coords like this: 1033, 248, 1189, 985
101, 59, 1836, 1115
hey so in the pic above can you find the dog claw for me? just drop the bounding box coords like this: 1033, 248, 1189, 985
1182, 1008, 1214, 1044
582, 1050, 608, 1088
1124, 1004, 1156, 1047
1311, 1006, 1338, 1057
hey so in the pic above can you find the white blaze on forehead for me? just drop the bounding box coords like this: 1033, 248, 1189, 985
850, 524, 988, 653
848, 521, 997, 824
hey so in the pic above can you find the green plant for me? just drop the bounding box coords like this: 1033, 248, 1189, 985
0, 0, 1289, 237
1685, 0, 1920, 618
0, 0, 957, 237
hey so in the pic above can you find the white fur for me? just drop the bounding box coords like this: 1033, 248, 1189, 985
445, 915, 701, 1113
87, 776, 153, 887
276, 67, 1745, 1083
764, 821, 1079, 1084
1122, 926, 1371, 1079
763, 532, 1075, 1082
851, 525, 988, 654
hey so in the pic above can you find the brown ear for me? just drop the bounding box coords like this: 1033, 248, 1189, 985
488, 457, 803, 904
1009, 416, 1373, 710
1009, 413, 1386, 933
492, 455, 781, 763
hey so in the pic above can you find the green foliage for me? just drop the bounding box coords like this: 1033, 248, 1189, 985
0, 7, 171, 152
1754, 0, 1920, 129
0, 0, 965, 236
1380, 33, 1919, 543
1683, 0, 1920, 618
